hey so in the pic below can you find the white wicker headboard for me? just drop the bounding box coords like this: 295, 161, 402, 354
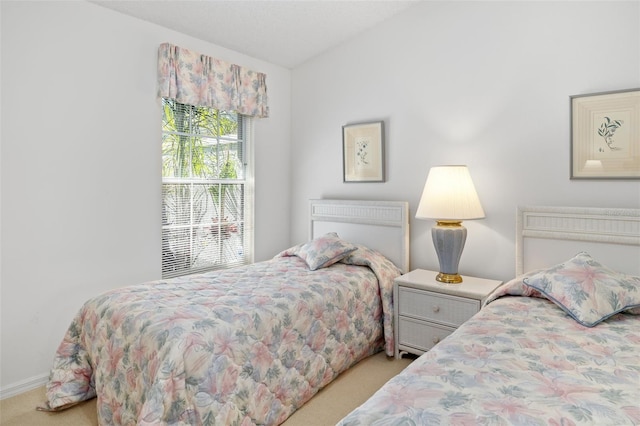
517, 206, 640, 276
309, 199, 410, 273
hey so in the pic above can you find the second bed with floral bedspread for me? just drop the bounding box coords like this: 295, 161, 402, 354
338, 252, 640, 425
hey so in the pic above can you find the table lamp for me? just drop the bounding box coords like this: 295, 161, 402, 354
416, 165, 485, 284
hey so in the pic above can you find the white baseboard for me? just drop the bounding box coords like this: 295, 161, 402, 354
0, 373, 48, 400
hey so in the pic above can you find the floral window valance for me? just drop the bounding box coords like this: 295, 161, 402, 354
157, 43, 269, 118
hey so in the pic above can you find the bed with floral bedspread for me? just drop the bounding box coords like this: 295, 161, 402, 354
42, 234, 401, 425
338, 252, 640, 426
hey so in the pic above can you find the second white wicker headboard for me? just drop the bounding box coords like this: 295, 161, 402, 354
517, 206, 640, 276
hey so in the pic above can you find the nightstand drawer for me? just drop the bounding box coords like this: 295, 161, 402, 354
398, 287, 480, 327
398, 317, 455, 352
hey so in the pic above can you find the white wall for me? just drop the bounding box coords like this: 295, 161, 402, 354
0, 1, 291, 395
291, 1, 640, 280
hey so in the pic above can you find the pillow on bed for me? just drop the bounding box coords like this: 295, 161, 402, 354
523, 252, 640, 327
294, 232, 358, 271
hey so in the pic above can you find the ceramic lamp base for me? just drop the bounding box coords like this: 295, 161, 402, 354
432, 221, 467, 284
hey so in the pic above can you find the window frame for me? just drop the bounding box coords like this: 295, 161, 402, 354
161, 99, 254, 278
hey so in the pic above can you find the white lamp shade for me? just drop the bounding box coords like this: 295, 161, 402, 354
416, 165, 485, 221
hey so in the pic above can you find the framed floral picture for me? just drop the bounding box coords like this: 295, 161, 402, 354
342, 121, 385, 182
571, 88, 640, 179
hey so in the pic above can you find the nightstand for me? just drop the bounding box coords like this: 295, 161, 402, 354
394, 269, 502, 359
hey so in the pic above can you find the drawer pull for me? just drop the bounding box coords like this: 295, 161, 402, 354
432, 336, 440, 344
432, 305, 440, 313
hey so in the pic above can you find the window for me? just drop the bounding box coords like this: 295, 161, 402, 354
161, 99, 253, 278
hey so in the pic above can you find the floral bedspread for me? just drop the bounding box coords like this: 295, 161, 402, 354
338, 279, 640, 426
43, 245, 401, 425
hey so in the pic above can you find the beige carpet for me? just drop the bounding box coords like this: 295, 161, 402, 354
0, 352, 412, 426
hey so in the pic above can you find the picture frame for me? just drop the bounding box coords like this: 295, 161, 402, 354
570, 88, 640, 179
342, 121, 385, 182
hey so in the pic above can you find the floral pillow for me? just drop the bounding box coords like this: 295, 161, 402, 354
523, 252, 640, 327
281, 232, 358, 271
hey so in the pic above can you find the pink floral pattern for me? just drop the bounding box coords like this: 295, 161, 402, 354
338, 279, 640, 425
43, 246, 401, 425
278, 232, 357, 270
157, 43, 269, 117
522, 252, 640, 326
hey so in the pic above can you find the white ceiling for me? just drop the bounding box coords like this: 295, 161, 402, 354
90, 0, 419, 69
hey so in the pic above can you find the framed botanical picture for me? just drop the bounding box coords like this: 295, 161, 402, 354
570, 88, 640, 179
342, 121, 385, 182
